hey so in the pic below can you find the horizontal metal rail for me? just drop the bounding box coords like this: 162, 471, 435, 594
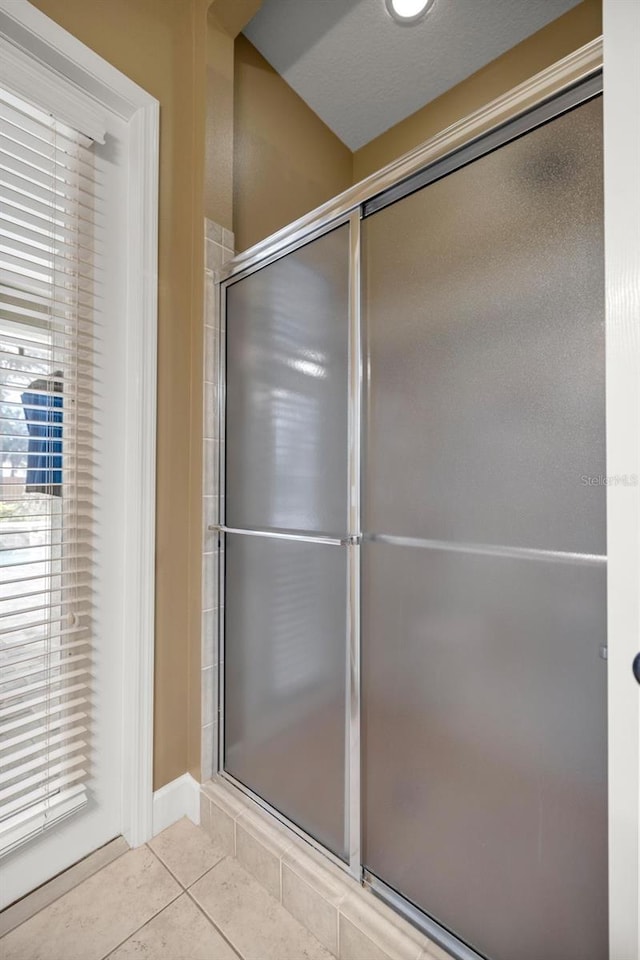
209, 524, 361, 547
364, 872, 486, 960
363, 72, 602, 216
366, 533, 606, 566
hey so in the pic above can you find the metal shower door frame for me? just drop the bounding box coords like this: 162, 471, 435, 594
212, 38, 622, 956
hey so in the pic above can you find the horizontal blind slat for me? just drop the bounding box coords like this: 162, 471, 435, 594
0, 616, 88, 642
0, 534, 90, 549
0, 350, 94, 371
0, 769, 87, 822
0, 681, 88, 719
0, 669, 90, 707
0, 754, 86, 804
0, 583, 91, 606
0, 233, 102, 280
0, 742, 86, 789
0, 725, 87, 771
0, 166, 96, 219
0, 127, 96, 182
0, 711, 88, 758
0, 695, 87, 737
0, 206, 98, 245
0, 206, 96, 250
0, 217, 98, 265
0, 640, 89, 676
0, 560, 93, 587
0, 281, 97, 319
0, 788, 87, 858
0, 653, 89, 688
2, 187, 98, 234
0, 100, 92, 158
0, 136, 99, 197
0, 354, 94, 376
0, 250, 99, 294
0, 152, 98, 207
0, 564, 92, 587
0, 605, 88, 633
0, 232, 102, 279
0, 273, 96, 312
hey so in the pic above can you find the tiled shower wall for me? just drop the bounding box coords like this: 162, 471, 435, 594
202, 218, 234, 781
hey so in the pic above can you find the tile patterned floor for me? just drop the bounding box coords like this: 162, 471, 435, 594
0, 818, 335, 960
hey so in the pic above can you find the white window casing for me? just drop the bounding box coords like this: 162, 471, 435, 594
0, 36, 107, 144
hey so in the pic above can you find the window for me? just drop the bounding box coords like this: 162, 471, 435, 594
0, 87, 96, 855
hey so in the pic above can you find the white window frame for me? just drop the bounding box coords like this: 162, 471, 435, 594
0, 0, 158, 849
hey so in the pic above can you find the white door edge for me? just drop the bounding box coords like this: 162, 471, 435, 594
603, 2, 640, 959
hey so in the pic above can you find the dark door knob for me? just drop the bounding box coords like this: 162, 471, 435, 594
633, 653, 640, 685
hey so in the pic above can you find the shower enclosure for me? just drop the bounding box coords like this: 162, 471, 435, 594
215, 66, 608, 960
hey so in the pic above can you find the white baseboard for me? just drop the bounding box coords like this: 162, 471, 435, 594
152, 773, 200, 836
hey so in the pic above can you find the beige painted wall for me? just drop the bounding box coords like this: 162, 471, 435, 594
353, 0, 601, 180
205, 12, 234, 230
230, 2, 601, 249
30, 0, 207, 789
233, 36, 353, 253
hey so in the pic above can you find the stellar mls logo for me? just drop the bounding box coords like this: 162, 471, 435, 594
580, 474, 638, 486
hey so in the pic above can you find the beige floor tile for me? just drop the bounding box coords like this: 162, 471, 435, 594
0, 845, 181, 960
191, 857, 334, 960
0, 838, 129, 938
108, 893, 237, 960
149, 817, 225, 887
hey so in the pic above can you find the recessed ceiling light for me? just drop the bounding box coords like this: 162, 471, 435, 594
385, 0, 435, 24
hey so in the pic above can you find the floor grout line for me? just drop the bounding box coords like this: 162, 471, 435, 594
145, 845, 244, 960
186, 858, 245, 960
97, 885, 184, 960
98, 844, 189, 959
145, 842, 190, 892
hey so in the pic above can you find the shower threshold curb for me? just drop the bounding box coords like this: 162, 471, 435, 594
200, 776, 449, 960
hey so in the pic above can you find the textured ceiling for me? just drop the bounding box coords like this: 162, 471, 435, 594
244, 0, 582, 150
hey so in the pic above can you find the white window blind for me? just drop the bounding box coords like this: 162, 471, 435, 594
0, 86, 96, 857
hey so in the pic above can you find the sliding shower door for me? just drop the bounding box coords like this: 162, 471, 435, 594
223, 224, 351, 860
220, 74, 609, 960
362, 95, 607, 960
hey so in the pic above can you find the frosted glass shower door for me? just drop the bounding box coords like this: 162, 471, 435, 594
223, 224, 351, 860
362, 96, 607, 960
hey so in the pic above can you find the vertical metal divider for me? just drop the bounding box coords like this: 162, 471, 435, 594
216, 279, 227, 774
347, 208, 363, 880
